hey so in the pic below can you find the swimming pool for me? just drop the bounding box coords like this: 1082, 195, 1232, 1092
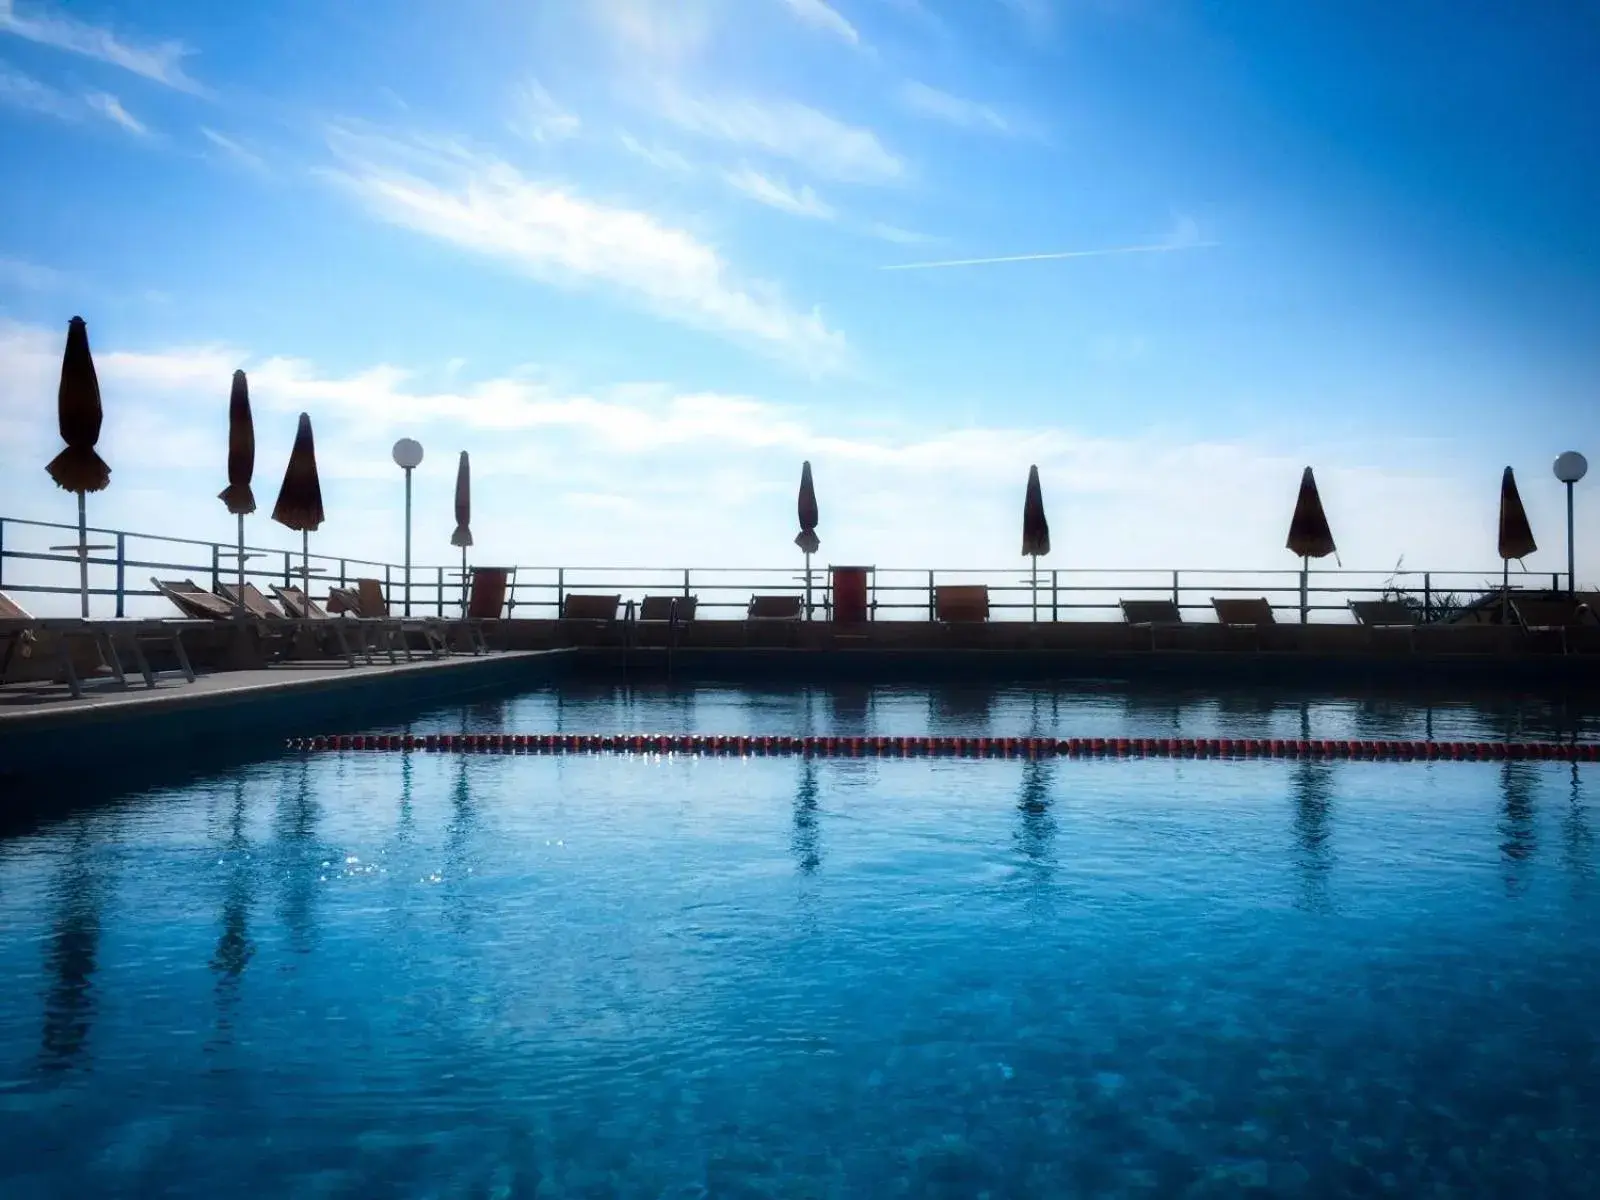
2, 683, 1597, 1197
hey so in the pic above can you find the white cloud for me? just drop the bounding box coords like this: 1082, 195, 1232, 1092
724, 165, 836, 219
85, 91, 148, 136
590, 0, 716, 65
320, 124, 847, 370
7, 318, 1587, 602
0, 0, 202, 92
898, 81, 1012, 135
866, 221, 934, 245
201, 126, 268, 173
780, 0, 861, 45
0, 64, 154, 136
508, 79, 580, 144
618, 131, 694, 174
657, 88, 904, 185
0, 255, 67, 290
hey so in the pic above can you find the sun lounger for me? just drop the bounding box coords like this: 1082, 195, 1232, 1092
268, 583, 360, 665
7, 587, 197, 697
433, 566, 512, 653
562, 593, 622, 622
934, 585, 988, 623
216, 580, 284, 620
327, 586, 361, 615
1212, 597, 1276, 626
271, 584, 329, 620
351, 577, 448, 660
639, 595, 697, 623
1349, 600, 1418, 627
1120, 599, 1185, 626
747, 595, 803, 620
1510, 596, 1600, 654
153, 578, 238, 621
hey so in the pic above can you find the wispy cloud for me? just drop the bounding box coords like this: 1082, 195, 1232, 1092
321, 124, 847, 371
618, 131, 694, 174
882, 217, 1216, 271
0, 255, 67, 290
201, 126, 267, 173
0, 0, 202, 92
724, 164, 836, 220
0, 63, 153, 136
590, 0, 715, 65
508, 79, 580, 144
866, 221, 935, 245
897, 81, 1014, 136
657, 88, 904, 185
780, 0, 861, 46
85, 91, 148, 136
999, 0, 1056, 36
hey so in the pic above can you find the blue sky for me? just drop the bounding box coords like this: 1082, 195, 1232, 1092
0, 0, 1596, 590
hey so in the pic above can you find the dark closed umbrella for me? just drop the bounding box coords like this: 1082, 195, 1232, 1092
45, 316, 110, 495
795, 461, 819, 619
46, 316, 110, 617
450, 451, 472, 548
219, 370, 256, 515
1497, 466, 1536, 605
451, 451, 472, 614
219, 370, 256, 614
795, 461, 820, 555
1286, 467, 1336, 560
1022, 465, 1050, 621
272, 413, 325, 588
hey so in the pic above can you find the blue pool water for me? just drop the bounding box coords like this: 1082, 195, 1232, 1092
2, 683, 1598, 1197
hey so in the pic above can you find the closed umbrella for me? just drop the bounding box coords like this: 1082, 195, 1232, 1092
218, 370, 256, 614
271, 413, 325, 590
795, 461, 819, 619
450, 451, 472, 614
1286, 467, 1338, 623
1021, 464, 1050, 622
45, 316, 111, 617
1497, 466, 1536, 617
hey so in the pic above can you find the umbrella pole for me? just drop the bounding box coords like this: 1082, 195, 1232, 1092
236, 513, 247, 617
1031, 555, 1038, 623
302, 530, 310, 591
1300, 556, 1309, 625
461, 546, 468, 617
804, 552, 812, 621
1502, 558, 1509, 624
77, 491, 89, 618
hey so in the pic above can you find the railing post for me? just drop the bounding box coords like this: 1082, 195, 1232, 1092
1172, 570, 1180, 611
210, 543, 221, 593
284, 551, 292, 588
1423, 572, 1432, 622
557, 567, 565, 618
1051, 569, 1058, 621
385, 564, 392, 607
683, 568, 691, 598
115, 531, 126, 618
0, 517, 6, 589
338, 559, 347, 590
438, 566, 445, 617
927, 570, 935, 620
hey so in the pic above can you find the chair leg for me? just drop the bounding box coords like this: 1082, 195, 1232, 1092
126, 632, 158, 689
330, 622, 355, 667
170, 630, 196, 682
58, 638, 83, 699
99, 631, 129, 688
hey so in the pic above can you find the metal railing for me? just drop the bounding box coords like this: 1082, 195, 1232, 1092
0, 514, 1572, 623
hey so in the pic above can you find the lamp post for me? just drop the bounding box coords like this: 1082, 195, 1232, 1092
392, 438, 424, 615
1554, 450, 1588, 597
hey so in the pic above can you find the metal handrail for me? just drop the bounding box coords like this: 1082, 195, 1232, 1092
0, 513, 1570, 623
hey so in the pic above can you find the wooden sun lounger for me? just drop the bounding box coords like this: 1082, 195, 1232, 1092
639, 595, 697, 623
7, 587, 197, 697
747, 595, 803, 620
934, 585, 988, 623
266, 583, 360, 666
351, 577, 448, 661
562, 593, 622, 622
1120, 599, 1186, 626
432, 566, 511, 654
1349, 600, 1419, 627
1212, 597, 1276, 626
1511, 597, 1600, 654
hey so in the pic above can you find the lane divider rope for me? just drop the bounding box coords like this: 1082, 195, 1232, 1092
285, 734, 1599, 762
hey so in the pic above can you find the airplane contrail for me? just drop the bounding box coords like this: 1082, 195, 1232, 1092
880, 240, 1220, 271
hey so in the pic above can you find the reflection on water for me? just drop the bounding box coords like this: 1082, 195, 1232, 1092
38, 822, 102, 1074
791, 760, 821, 877
1499, 761, 1539, 895
3, 681, 1600, 1196
209, 780, 254, 1044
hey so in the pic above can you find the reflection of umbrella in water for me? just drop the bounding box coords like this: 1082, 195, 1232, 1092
40, 822, 103, 1072
45, 317, 112, 618
271, 412, 325, 591
791, 760, 822, 876
1286, 467, 1338, 624
1498, 760, 1538, 895
275, 757, 321, 954
443, 754, 478, 936
1497, 466, 1537, 618
218, 370, 257, 616
1013, 759, 1057, 901
1021, 465, 1050, 623
1562, 762, 1592, 892
1288, 760, 1335, 913
211, 778, 255, 1040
